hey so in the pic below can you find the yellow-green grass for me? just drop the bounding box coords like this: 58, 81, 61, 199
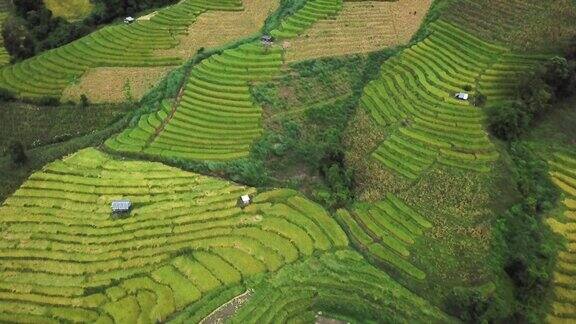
335, 194, 432, 280
44, 0, 93, 21
0, 148, 348, 322
0, 0, 244, 100
106, 1, 343, 162
361, 20, 547, 180
546, 152, 576, 323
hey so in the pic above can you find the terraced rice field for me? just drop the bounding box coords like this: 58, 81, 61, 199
0, 0, 244, 99
106, 42, 283, 161
361, 20, 546, 180
157, 0, 279, 59
285, 0, 432, 62
0, 148, 348, 322
335, 194, 431, 280
227, 251, 452, 323
65, 0, 280, 103
444, 0, 576, 51
270, 0, 343, 39
546, 153, 576, 323
106, 0, 343, 161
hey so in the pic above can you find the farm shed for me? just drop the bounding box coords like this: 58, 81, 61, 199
261, 35, 273, 45
124, 16, 135, 24
111, 200, 132, 213
239, 195, 251, 207
455, 92, 469, 100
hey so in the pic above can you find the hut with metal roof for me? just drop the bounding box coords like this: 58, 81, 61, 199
238, 195, 251, 208
261, 35, 273, 46
111, 200, 132, 214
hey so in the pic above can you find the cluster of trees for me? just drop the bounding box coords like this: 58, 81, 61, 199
496, 144, 559, 321
2, 0, 177, 61
487, 42, 576, 141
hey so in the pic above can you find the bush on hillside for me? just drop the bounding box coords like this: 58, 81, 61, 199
486, 103, 529, 140
314, 161, 354, 209
495, 143, 559, 322
444, 287, 506, 322
0, 88, 16, 102
9, 142, 27, 165
487, 55, 576, 141
2, 17, 36, 61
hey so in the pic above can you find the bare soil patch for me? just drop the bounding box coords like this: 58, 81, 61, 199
62, 66, 174, 104
200, 289, 253, 324
286, 0, 432, 62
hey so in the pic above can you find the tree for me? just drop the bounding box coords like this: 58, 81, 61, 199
542, 56, 571, 98
444, 287, 494, 322
517, 74, 553, 117
12, 0, 43, 17
2, 17, 36, 61
9, 142, 27, 165
486, 102, 529, 141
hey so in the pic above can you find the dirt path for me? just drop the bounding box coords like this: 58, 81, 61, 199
200, 289, 253, 324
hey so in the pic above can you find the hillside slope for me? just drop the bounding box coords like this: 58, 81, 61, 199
0, 0, 253, 102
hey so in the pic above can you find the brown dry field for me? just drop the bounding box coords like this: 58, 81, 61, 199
285, 0, 432, 62
62, 66, 174, 103
157, 0, 279, 58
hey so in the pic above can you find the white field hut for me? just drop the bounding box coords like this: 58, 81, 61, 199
239, 194, 251, 208
455, 92, 469, 100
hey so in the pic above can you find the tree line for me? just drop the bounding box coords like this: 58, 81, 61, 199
2, 0, 178, 62
487, 39, 576, 141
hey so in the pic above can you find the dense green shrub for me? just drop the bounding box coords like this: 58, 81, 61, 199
444, 287, 506, 322
486, 103, 529, 140
1, 17, 35, 60
8, 142, 27, 165
493, 143, 560, 322
0, 88, 16, 102
487, 55, 576, 141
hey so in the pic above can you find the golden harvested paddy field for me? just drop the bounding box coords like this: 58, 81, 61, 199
61, 67, 174, 103
156, 0, 279, 58
285, 0, 432, 62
